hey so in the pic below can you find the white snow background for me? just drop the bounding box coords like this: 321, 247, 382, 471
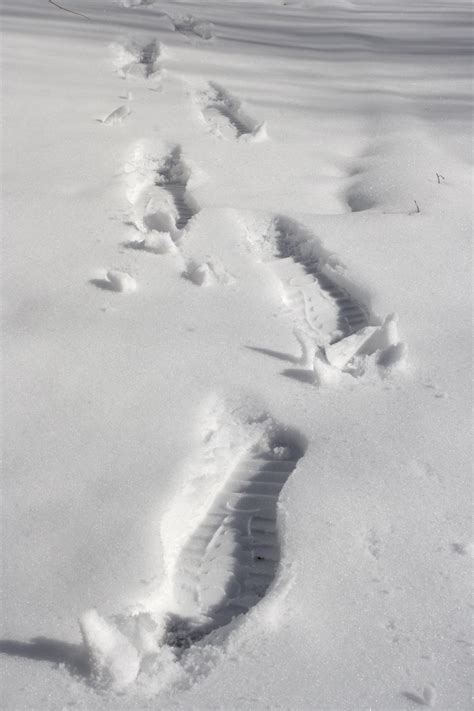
1, 0, 472, 709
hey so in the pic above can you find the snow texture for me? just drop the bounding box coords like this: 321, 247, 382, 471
1, 0, 472, 709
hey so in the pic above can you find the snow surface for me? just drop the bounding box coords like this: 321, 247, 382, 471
1, 0, 472, 708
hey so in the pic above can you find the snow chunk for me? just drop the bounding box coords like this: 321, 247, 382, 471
79, 609, 140, 689
294, 328, 317, 368
106, 270, 137, 292
325, 314, 399, 370
183, 258, 233, 287
249, 121, 268, 143
101, 104, 131, 126
143, 210, 183, 241
185, 261, 215, 286
313, 349, 342, 386
127, 231, 178, 255
325, 326, 378, 369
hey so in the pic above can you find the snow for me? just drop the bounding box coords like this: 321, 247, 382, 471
1, 0, 472, 708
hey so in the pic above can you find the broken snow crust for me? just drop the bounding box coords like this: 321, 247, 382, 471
1, 0, 472, 709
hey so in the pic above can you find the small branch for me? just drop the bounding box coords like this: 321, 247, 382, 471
48, 0, 91, 20
414, 200, 420, 214
436, 172, 445, 184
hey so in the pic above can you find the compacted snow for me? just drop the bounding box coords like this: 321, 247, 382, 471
1, 0, 472, 708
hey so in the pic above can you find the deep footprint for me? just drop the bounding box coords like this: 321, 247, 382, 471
154, 146, 198, 230
246, 215, 405, 378
77, 404, 306, 689
165, 422, 305, 648
125, 143, 200, 252
265, 216, 373, 346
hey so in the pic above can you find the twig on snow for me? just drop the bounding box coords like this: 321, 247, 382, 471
48, 0, 91, 20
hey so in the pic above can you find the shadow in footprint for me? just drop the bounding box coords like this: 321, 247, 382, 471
281, 368, 315, 384
0, 637, 90, 678
246, 346, 298, 364
89, 278, 115, 291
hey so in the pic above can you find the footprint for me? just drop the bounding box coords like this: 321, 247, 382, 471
154, 146, 199, 230
245, 215, 406, 380
199, 82, 267, 141
247, 215, 373, 346
112, 38, 164, 83
125, 144, 200, 253
77, 399, 306, 689
162, 402, 306, 646
100, 104, 131, 125
170, 14, 215, 41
